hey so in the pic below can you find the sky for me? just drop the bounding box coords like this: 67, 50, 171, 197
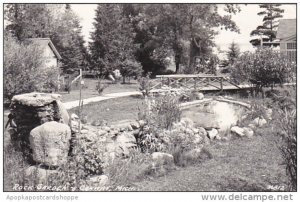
72, 4, 296, 57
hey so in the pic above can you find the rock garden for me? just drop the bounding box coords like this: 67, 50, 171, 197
5, 87, 288, 191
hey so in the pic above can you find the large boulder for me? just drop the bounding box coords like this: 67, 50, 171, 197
29, 121, 71, 167
105, 132, 137, 158
151, 152, 174, 167
231, 126, 245, 137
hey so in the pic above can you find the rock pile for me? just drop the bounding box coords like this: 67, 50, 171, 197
9, 92, 70, 159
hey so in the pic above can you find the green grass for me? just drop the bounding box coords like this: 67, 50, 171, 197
68, 95, 145, 125
60, 78, 139, 102
134, 131, 288, 191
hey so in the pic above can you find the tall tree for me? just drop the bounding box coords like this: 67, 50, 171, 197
89, 4, 141, 78
226, 41, 240, 65
250, 4, 284, 47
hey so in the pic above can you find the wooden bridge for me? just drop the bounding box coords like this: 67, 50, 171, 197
150, 74, 253, 92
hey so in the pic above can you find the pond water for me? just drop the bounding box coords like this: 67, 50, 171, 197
182, 100, 248, 134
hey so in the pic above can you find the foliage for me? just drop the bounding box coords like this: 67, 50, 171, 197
272, 87, 296, 191
230, 48, 296, 90
4, 4, 89, 75
147, 94, 182, 130
89, 4, 138, 76
138, 73, 152, 97
120, 59, 143, 83
250, 4, 284, 47
4, 34, 59, 100
95, 76, 108, 95
226, 41, 240, 66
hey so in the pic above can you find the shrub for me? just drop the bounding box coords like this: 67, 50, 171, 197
95, 76, 108, 95
231, 48, 296, 94
138, 73, 152, 97
105, 149, 154, 187
140, 94, 181, 130
120, 59, 143, 83
4, 34, 59, 100
273, 87, 296, 191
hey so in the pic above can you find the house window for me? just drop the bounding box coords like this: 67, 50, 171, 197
287, 42, 296, 50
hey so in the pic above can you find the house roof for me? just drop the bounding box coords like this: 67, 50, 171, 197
276, 19, 296, 40
26, 38, 62, 60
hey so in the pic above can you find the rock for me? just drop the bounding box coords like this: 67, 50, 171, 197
231, 126, 245, 137
105, 132, 137, 157
70, 113, 79, 121
215, 134, 222, 140
195, 93, 204, 100
198, 127, 207, 137
253, 117, 267, 127
81, 129, 89, 134
138, 120, 147, 127
29, 121, 71, 167
84, 131, 98, 142
11, 92, 61, 107
207, 128, 218, 139
151, 152, 174, 166
70, 120, 82, 132
184, 148, 203, 160
109, 129, 119, 136
127, 125, 133, 131
248, 123, 256, 129
87, 175, 109, 187
180, 118, 194, 128
102, 126, 111, 132
192, 128, 199, 134
56, 100, 70, 124
25, 166, 59, 185
91, 120, 101, 126
264, 108, 273, 120
243, 127, 254, 138
130, 122, 140, 130
97, 129, 107, 136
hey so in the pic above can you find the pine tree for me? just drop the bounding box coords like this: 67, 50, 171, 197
89, 4, 140, 77
250, 4, 284, 47
226, 41, 240, 65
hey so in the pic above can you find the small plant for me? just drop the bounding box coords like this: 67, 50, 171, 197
96, 76, 108, 95
105, 149, 153, 187
138, 73, 152, 97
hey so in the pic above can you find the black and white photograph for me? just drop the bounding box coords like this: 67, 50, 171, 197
1, 1, 297, 200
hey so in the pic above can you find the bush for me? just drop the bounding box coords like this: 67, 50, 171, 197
273, 87, 296, 191
105, 149, 154, 188
4, 34, 59, 100
231, 48, 296, 90
138, 73, 152, 97
120, 59, 143, 83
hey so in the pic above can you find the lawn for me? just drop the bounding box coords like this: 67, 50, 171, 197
134, 131, 287, 191
59, 78, 140, 102
68, 95, 145, 125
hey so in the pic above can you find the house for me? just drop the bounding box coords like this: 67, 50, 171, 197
26, 38, 62, 68
276, 19, 296, 63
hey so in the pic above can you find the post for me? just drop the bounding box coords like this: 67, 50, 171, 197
260, 35, 263, 48
220, 77, 223, 92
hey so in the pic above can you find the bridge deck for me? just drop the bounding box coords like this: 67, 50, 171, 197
152, 74, 250, 92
